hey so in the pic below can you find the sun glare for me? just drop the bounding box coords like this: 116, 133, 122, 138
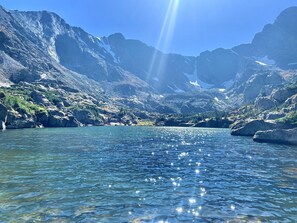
146, 0, 180, 81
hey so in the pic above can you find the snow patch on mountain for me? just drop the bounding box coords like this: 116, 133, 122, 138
254, 56, 276, 66
197, 78, 214, 89
184, 72, 215, 89
288, 62, 297, 66
99, 38, 118, 63
184, 72, 196, 82
256, 61, 267, 66
189, 80, 199, 87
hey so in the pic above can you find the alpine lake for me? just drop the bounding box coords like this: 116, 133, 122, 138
0, 126, 296, 222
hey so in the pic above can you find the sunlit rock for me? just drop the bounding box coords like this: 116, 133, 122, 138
253, 128, 297, 145
231, 119, 277, 136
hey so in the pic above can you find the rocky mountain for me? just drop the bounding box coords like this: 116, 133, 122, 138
234, 7, 297, 69
230, 81, 297, 145
2, 6, 297, 95
0, 5, 297, 132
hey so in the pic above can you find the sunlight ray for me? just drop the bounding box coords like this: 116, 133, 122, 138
146, 0, 180, 82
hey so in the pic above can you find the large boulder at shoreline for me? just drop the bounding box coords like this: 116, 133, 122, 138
231, 119, 277, 136
253, 128, 297, 145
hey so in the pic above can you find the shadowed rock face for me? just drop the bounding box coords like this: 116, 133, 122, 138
0, 4, 297, 128
196, 48, 242, 84
0, 103, 7, 124
1, 6, 297, 95
255, 97, 277, 111
234, 7, 297, 69
253, 128, 297, 145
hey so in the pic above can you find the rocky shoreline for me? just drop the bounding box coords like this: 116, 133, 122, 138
1, 82, 297, 146
231, 119, 297, 145
1, 106, 297, 146
253, 128, 297, 145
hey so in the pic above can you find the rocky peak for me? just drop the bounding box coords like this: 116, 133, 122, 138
107, 32, 126, 42
196, 48, 242, 84
10, 10, 69, 40
250, 7, 297, 69
274, 6, 297, 34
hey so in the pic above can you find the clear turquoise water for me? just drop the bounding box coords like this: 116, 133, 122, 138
0, 126, 296, 222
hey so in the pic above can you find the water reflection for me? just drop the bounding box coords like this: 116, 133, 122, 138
0, 127, 296, 222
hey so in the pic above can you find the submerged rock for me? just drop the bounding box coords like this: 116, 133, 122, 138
231, 119, 277, 136
253, 128, 297, 145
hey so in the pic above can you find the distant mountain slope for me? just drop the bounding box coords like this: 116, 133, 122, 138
0, 5, 297, 112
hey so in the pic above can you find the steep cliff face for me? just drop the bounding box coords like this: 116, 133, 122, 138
233, 7, 297, 70
105, 33, 246, 92
0, 6, 297, 115
0, 7, 153, 101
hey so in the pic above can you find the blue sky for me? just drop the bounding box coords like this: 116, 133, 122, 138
0, 0, 297, 55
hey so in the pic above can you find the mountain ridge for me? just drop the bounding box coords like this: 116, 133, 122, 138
0, 5, 297, 132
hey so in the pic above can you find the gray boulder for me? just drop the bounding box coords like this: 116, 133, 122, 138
47, 114, 79, 127
36, 111, 49, 126
6, 111, 36, 129
255, 97, 277, 111
243, 74, 266, 102
30, 90, 50, 106
231, 119, 277, 136
73, 109, 104, 126
271, 88, 297, 103
253, 128, 297, 145
243, 72, 283, 102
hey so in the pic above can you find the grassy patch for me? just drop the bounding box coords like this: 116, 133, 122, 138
0, 88, 47, 115
136, 120, 155, 126
277, 111, 297, 125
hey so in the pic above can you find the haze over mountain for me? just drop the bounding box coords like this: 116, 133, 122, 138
1, 0, 297, 55
0, 5, 297, 129
1, 6, 297, 91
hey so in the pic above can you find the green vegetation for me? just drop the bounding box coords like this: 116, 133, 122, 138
277, 111, 297, 126
0, 88, 47, 115
71, 104, 104, 122
43, 91, 63, 105
136, 120, 154, 126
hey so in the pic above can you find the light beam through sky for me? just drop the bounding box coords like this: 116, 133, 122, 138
147, 0, 180, 81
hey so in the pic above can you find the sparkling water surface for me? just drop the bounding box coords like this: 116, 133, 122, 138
0, 126, 296, 222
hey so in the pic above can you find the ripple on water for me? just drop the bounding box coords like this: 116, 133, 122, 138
0, 127, 296, 222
